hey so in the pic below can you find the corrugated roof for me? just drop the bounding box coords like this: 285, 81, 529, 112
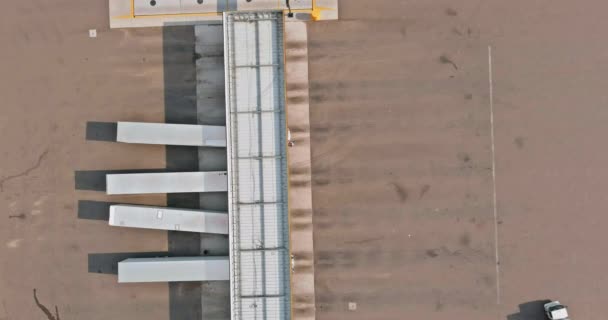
224, 11, 291, 320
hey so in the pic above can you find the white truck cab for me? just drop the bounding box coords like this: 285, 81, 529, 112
544, 301, 569, 320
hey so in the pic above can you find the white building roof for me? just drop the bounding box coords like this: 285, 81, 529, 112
224, 11, 291, 320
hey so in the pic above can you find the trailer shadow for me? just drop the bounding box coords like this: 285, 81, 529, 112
88, 251, 170, 274
507, 300, 552, 320
85, 121, 117, 142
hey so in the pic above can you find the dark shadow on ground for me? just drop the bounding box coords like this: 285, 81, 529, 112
507, 300, 552, 320
86, 121, 117, 142
168, 231, 201, 256
163, 25, 204, 320
199, 192, 229, 212
77, 200, 119, 220
167, 146, 200, 170
201, 281, 231, 319
170, 282, 202, 320
88, 251, 169, 274
201, 234, 229, 256
163, 26, 198, 126
74, 168, 167, 191
198, 147, 227, 171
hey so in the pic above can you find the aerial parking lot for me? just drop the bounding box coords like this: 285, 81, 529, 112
309, 0, 608, 319
1, 0, 607, 320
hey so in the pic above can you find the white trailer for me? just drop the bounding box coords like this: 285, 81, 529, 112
109, 204, 228, 234
106, 171, 227, 195
116, 122, 226, 147
118, 257, 229, 283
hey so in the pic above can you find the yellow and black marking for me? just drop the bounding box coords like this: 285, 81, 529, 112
113, 0, 334, 20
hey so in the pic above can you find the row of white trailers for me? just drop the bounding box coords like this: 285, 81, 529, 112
107, 121, 231, 283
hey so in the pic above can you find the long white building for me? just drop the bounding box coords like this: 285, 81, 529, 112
224, 11, 291, 320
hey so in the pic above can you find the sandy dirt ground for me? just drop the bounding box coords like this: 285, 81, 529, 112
0, 1, 171, 320
308, 0, 608, 319
2, 0, 608, 320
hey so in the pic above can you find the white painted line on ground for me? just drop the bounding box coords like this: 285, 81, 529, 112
488, 45, 501, 305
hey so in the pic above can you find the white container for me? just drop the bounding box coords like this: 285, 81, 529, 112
106, 171, 227, 195
117, 122, 226, 147
109, 204, 228, 234
118, 257, 229, 283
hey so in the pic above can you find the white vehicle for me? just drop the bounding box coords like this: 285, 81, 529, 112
544, 301, 569, 320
